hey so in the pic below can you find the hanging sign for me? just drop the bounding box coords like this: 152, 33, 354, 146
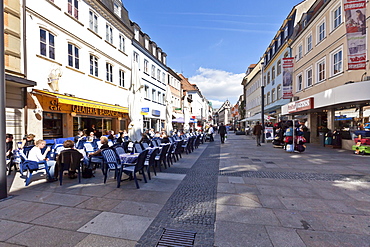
344, 0, 366, 70
282, 58, 294, 99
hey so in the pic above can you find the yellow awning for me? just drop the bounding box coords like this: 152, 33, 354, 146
33, 89, 128, 113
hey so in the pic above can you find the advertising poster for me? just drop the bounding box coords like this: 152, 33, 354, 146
344, 0, 366, 70
265, 127, 274, 141
282, 57, 294, 99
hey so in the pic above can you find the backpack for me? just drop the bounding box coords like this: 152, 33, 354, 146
82, 166, 94, 178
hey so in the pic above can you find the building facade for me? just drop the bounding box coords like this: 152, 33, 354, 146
282, 0, 370, 148
5, 0, 36, 143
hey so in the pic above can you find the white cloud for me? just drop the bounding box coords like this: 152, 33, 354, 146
188, 67, 244, 108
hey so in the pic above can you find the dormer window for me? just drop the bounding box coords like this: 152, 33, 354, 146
114, 1, 121, 17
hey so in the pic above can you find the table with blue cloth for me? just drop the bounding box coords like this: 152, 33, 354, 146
119, 153, 138, 165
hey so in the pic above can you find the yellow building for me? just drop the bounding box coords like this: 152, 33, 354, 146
283, 0, 370, 148
4, 0, 36, 142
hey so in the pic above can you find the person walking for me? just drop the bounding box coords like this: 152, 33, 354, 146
208, 125, 215, 142
218, 123, 227, 144
253, 121, 263, 146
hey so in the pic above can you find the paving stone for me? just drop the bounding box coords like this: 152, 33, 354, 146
217, 193, 262, 207
258, 195, 286, 209
0, 201, 58, 223
31, 206, 101, 231
265, 226, 305, 247
76, 197, 122, 211
216, 204, 280, 226
6, 225, 87, 246
110, 200, 163, 218
0, 220, 32, 241
297, 229, 370, 247
214, 221, 273, 247
75, 234, 136, 247
78, 212, 154, 241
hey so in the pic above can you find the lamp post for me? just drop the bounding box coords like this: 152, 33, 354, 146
261, 60, 265, 143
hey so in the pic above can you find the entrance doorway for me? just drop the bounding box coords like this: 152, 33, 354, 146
73, 116, 112, 137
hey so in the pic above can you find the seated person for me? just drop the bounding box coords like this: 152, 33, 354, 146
86, 132, 97, 142
85, 136, 109, 167
21, 134, 36, 148
56, 140, 83, 179
6, 134, 13, 160
28, 139, 57, 181
139, 133, 151, 144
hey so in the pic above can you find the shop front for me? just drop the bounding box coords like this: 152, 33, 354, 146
282, 80, 370, 149
31, 90, 129, 139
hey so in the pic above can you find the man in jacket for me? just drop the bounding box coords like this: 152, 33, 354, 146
253, 121, 263, 146
218, 123, 227, 143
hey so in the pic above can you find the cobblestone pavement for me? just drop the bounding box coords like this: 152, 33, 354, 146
136, 142, 220, 247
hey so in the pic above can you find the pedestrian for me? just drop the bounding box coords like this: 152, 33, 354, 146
21, 134, 36, 148
208, 124, 215, 142
253, 121, 263, 146
218, 123, 227, 144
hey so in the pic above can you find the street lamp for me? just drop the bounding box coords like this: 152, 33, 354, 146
261, 60, 265, 143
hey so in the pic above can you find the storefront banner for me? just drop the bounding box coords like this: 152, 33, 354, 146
344, 0, 366, 70
282, 58, 294, 99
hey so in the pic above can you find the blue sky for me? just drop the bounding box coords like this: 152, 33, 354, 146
122, 0, 301, 108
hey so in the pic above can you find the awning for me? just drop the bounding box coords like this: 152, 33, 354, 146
241, 113, 276, 122
33, 89, 128, 113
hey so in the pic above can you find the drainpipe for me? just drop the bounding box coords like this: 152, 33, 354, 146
0, 1, 8, 199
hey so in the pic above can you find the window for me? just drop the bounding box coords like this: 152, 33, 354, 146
151, 65, 155, 77
157, 69, 160, 80
277, 35, 281, 47
144, 85, 149, 98
318, 20, 326, 43
144, 60, 149, 73
68, 0, 78, 19
133, 52, 139, 63
297, 73, 303, 92
331, 48, 343, 75
119, 34, 125, 52
271, 89, 276, 102
306, 67, 312, 87
267, 92, 271, 104
317, 58, 326, 83
267, 72, 270, 84
152, 89, 156, 101
306, 34, 312, 52
89, 10, 98, 33
67, 43, 79, 69
106, 63, 113, 82
158, 92, 161, 103
106, 24, 113, 44
40, 29, 55, 59
277, 60, 281, 75
277, 85, 282, 99
113, 1, 121, 17
162, 72, 165, 83
271, 66, 275, 80
90, 55, 98, 77
298, 44, 303, 59
332, 5, 342, 30
284, 25, 288, 39
119, 70, 125, 87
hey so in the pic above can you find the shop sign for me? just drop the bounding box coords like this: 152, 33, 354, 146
72, 105, 120, 117
141, 107, 149, 113
152, 110, 160, 117
175, 108, 182, 110
288, 97, 314, 113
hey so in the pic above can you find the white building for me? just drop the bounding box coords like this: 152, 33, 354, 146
25, 0, 133, 139
131, 23, 168, 132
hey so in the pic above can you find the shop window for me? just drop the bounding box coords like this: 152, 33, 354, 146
43, 112, 63, 138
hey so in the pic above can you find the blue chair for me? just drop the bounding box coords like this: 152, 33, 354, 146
144, 148, 159, 180
18, 151, 52, 186
101, 148, 122, 188
134, 143, 143, 153
122, 149, 149, 189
